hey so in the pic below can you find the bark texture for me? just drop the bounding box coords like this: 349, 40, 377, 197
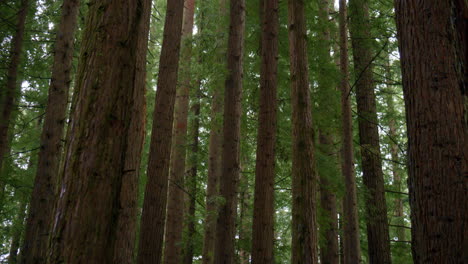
137, 0, 184, 262
0, 0, 28, 191
21, 0, 80, 262
288, 0, 318, 262
348, 0, 391, 262
164, 0, 196, 262
251, 0, 278, 262
47, 0, 150, 262
213, 0, 245, 262
8, 197, 27, 264
394, 1, 467, 263
338, 0, 361, 263
201, 2, 227, 263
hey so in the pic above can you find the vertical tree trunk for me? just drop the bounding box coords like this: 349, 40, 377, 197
394, 1, 467, 263
183, 84, 200, 264
348, 0, 391, 262
47, 0, 151, 262
137, 0, 184, 262
288, 0, 318, 262
201, 2, 227, 263
251, 0, 278, 262
8, 197, 27, 264
238, 167, 251, 264
164, 0, 196, 262
213, 0, 245, 262
21, 0, 80, 262
316, 1, 339, 263
338, 0, 361, 263
0, 0, 28, 192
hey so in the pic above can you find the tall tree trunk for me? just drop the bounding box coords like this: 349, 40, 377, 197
288, 0, 318, 262
201, 2, 227, 263
47, 0, 151, 262
338, 0, 361, 263
394, 1, 467, 263
348, 0, 391, 262
0, 0, 28, 196
183, 82, 200, 264
164, 0, 196, 262
316, 1, 339, 263
213, 0, 245, 262
137, 0, 184, 262
251, 0, 278, 262
21, 0, 80, 262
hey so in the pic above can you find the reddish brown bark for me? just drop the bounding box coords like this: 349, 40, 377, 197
21, 0, 80, 262
137, 0, 185, 263
394, 1, 467, 262
288, 0, 318, 262
164, 0, 196, 262
213, 0, 245, 262
47, 0, 151, 262
251, 0, 278, 262
338, 0, 361, 263
348, 0, 391, 262
0, 0, 28, 193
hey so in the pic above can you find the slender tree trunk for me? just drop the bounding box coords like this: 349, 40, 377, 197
394, 1, 467, 262
316, 1, 339, 263
21, 1, 80, 262
201, 2, 227, 263
288, 0, 318, 262
238, 168, 251, 264
251, 0, 278, 262
47, 0, 151, 262
183, 82, 200, 264
338, 0, 361, 263
8, 196, 27, 264
348, 0, 391, 262
137, 0, 184, 262
0, 0, 28, 193
213, 0, 245, 262
164, 0, 196, 262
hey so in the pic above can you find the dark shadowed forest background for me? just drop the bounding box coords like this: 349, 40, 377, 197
0, 0, 466, 263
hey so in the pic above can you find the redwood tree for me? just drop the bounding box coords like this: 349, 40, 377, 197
213, 0, 245, 262
394, 1, 467, 262
288, 0, 318, 262
164, 0, 196, 262
137, 0, 185, 262
21, 0, 80, 262
348, 0, 391, 262
47, 0, 151, 262
251, 0, 278, 262
339, 0, 361, 263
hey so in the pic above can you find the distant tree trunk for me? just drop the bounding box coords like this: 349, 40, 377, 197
251, 0, 278, 262
137, 0, 184, 262
183, 82, 200, 264
238, 167, 251, 264
394, 1, 467, 263
288, 0, 318, 262
348, 0, 391, 263
21, 0, 80, 262
202, 2, 227, 263
47, 0, 151, 262
0, 0, 28, 193
8, 196, 27, 264
213, 0, 245, 262
164, 0, 196, 262
338, 0, 361, 263
383, 59, 405, 241
316, 1, 339, 263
